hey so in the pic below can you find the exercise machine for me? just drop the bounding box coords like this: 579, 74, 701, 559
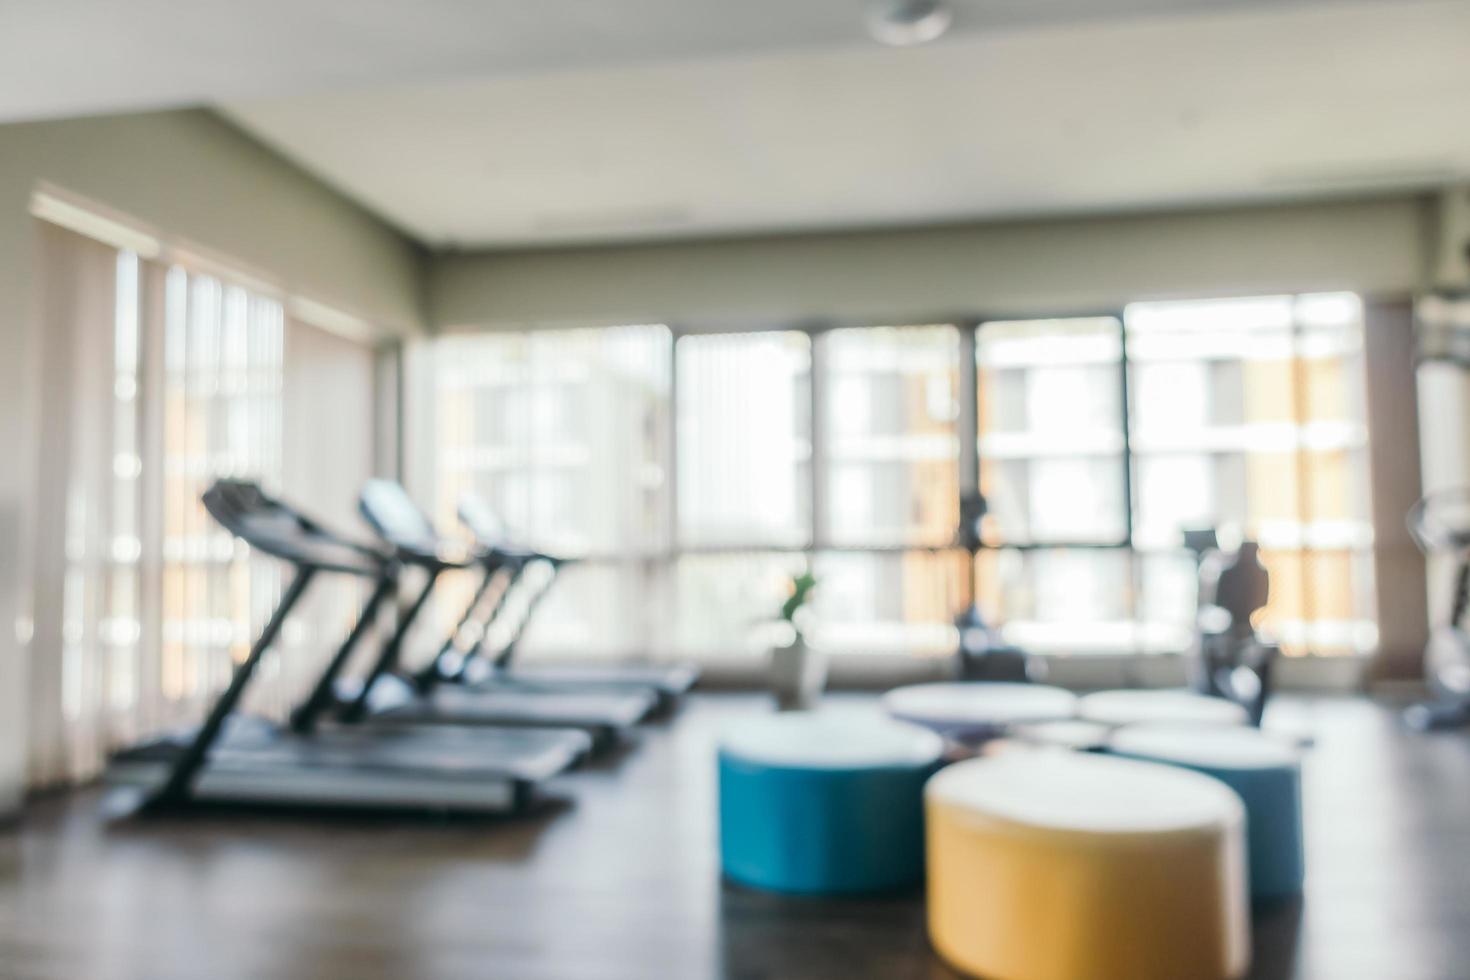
346, 480, 658, 746
1405, 297, 1470, 729
1404, 489, 1470, 730
106, 480, 590, 816
952, 491, 1040, 682
1184, 530, 1278, 726
449, 490, 699, 709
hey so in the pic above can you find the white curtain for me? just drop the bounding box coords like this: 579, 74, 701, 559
27, 222, 381, 789
29, 222, 135, 786
263, 316, 381, 718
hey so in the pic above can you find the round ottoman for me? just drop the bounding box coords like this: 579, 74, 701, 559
718, 711, 944, 894
1109, 724, 1305, 899
1010, 719, 1113, 752
882, 682, 1077, 741
1079, 689, 1249, 728
926, 751, 1250, 980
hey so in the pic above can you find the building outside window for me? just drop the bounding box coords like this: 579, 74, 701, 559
428, 292, 1375, 662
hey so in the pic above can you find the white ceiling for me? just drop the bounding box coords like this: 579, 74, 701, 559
7, 0, 1470, 247
0, 0, 1318, 123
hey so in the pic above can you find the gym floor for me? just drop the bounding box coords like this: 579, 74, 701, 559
1, 693, 1466, 980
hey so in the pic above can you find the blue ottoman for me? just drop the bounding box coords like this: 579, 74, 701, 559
718, 711, 944, 895
1109, 723, 1305, 899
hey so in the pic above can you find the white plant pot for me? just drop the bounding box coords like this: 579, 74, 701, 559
770, 636, 827, 711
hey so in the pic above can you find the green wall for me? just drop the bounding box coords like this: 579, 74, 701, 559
431, 195, 1434, 331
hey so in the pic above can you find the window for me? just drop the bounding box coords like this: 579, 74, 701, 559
676, 331, 811, 549
977, 317, 1126, 546
58, 253, 286, 752
812, 550, 965, 655
976, 549, 1137, 653
161, 267, 285, 707
673, 552, 807, 657
436, 326, 671, 557
36, 220, 298, 786
435, 326, 673, 658
61, 250, 145, 736
426, 293, 1376, 662
819, 325, 960, 547
1126, 294, 1375, 655
814, 325, 964, 653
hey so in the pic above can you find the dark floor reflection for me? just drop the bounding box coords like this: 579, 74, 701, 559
3, 696, 1464, 980
717, 877, 962, 980
1249, 895, 1305, 980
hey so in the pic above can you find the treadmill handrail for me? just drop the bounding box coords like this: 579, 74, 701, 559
413, 560, 519, 690
147, 480, 397, 808
152, 567, 315, 805
290, 570, 398, 733
353, 480, 527, 707
341, 566, 445, 722
203, 479, 387, 576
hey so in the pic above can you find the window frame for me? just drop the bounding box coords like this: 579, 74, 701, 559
430, 298, 1374, 663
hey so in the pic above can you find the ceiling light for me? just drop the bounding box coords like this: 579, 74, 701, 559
866, 0, 953, 47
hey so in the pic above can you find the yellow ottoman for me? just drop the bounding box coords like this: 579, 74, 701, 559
925, 751, 1251, 980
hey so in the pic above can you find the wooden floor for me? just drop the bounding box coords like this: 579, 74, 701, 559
1, 693, 1468, 980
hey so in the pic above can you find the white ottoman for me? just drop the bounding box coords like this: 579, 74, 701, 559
882, 682, 1077, 741
1010, 719, 1113, 751
1079, 689, 1249, 728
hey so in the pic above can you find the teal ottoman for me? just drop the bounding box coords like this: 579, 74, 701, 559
718, 711, 943, 895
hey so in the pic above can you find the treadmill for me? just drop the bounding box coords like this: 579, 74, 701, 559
451, 491, 699, 710
105, 479, 590, 816
338, 480, 657, 747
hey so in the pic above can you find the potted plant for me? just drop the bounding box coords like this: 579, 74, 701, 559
770, 570, 824, 710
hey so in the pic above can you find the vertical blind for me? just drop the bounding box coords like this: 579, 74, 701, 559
29, 223, 375, 788
160, 266, 285, 719
433, 326, 672, 657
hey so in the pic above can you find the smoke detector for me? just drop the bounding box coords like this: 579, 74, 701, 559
866, 0, 953, 46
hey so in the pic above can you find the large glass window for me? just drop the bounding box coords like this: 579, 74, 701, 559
812, 550, 965, 655
672, 552, 808, 657
977, 317, 1127, 546
37, 220, 375, 788
1126, 293, 1374, 656
427, 293, 1375, 662
819, 325, 960, 547
813, 325, 964, 654
676, 331, 811, 549
161, 266, 285, 707
434, 326, 672, 659
976, 549, 1137, 653
99, 251, 144, 716
435, 325, 671, 558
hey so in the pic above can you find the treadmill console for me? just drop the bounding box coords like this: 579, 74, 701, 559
458, 492, 508, 545
360, 479, 439, 551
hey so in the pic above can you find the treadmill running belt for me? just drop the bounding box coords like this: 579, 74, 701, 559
114, 715, 591, 784
502, 663, 699, 696
379, 684, 655, 730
